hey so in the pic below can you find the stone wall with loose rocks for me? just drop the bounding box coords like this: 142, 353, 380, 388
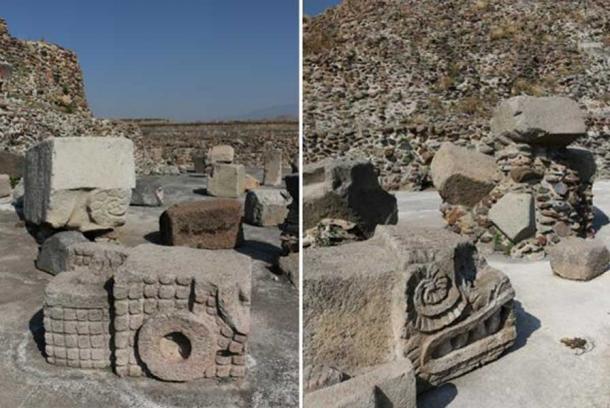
303, 0, 610, 190
133, 120, 299, 173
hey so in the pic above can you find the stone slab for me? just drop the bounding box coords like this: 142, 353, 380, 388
36, 231, 89, 275
489, 193, 536, 243
490, 96, 586, 147
304, 360, 417, 408
244, 188, 291, 226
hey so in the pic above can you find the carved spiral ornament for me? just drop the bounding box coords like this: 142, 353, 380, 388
407, 264, 467, 333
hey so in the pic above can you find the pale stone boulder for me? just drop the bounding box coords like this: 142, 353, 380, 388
207, 145, 234, 164
491, 96, 586, 147
0, 174, 10, 198
244, 188, 291, 226
489, 193, 536, 243
207, 163, 245, 198
24, 137, 135, 231
430, 142, 500, 207
549, 238, 610, 281
303, 158, 397, 237
263, 143, 283, 186
36, 231, 89, 275
304, 222, 516, 389
304, 360, 417, 408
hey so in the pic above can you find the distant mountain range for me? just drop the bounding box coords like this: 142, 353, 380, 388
230, 104, 299, 121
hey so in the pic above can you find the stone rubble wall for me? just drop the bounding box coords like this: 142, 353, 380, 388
134, 120, 299, 173
303, 0, 610, 190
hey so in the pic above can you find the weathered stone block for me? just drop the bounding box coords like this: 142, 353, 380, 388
244, 188, 291, 226
549, 238, 610, 281
431, 142, 500, 207
207, 145, 234, 164
304, 222, 516, 390
113, 244, 251, 381
24, 137, 136, 231
207, 163, 245, 198
0, 174, 10, 198
131, 179, 164, 207
44, 271, 112, 369
303, 158, 397, 236
489, 193, 536, 243
278, 251, 299, 288
304, 360, 417, 408
263, 143, 282, 186
36, 231, 89, 275
160, 199, 243, 249
64, 242, 130, 279
491, 96, 586, 147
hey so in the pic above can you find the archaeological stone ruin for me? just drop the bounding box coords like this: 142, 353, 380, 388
431, 96, 596, 259
304, 222, 516, 394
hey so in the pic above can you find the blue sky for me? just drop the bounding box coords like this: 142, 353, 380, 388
2, 1, 298, 121
304, 0, 341, 16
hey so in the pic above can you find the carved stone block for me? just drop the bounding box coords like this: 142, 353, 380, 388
24, 137, 136, 232
304, 222, 516, 390
113, 244, 251, 381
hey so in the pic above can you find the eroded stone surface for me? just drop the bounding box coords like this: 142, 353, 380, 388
43, 270, 112, 369
489, 193, 535, 243
36, 231, 89, 275
244, 188, 291, 227
24, 137, 135, 231
549, 237, 610, 281
303, 158, 397, 236
430, 142, 500, 207
207, 163, 245, 198
304, 360, 417, 408
491, 96, 586, 147
64, 242, 130, 279
113, 244, 251, 381
304, 222, 516, 390
160, 199, 243, 249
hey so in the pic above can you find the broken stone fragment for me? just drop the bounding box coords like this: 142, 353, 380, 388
549, 237, 610, 281
113, 244, 251, 381
490, 96, 586, 147
207, 144, 234, 164
0, 173, 10, 198
263, 142, 283, 187
24, 137, 136, 232
244, 188, 291, 227
430, 142, 500, 207
303, 158, 397, 237
207, 163, 245, 198
489, 193, 536, 243
244, 174, 261, 191
304, 222, 516, 389
36, 231, 89, 275
160, 199, 243, 249
131, 178, 164, 207
64, 241, 130, 279
304, 360, 417, 408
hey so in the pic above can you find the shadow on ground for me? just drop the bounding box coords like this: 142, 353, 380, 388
418, 383, 458, 408
511, 300, 541, 351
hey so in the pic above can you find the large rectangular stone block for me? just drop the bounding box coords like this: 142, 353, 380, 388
263, 143, 282, 186
24, 137, 136, 231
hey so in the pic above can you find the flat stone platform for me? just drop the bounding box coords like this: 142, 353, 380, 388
0, 173, 298, 408
408, 183, 610, 408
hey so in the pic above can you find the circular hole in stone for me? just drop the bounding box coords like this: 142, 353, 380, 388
159, 331, 192, 361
